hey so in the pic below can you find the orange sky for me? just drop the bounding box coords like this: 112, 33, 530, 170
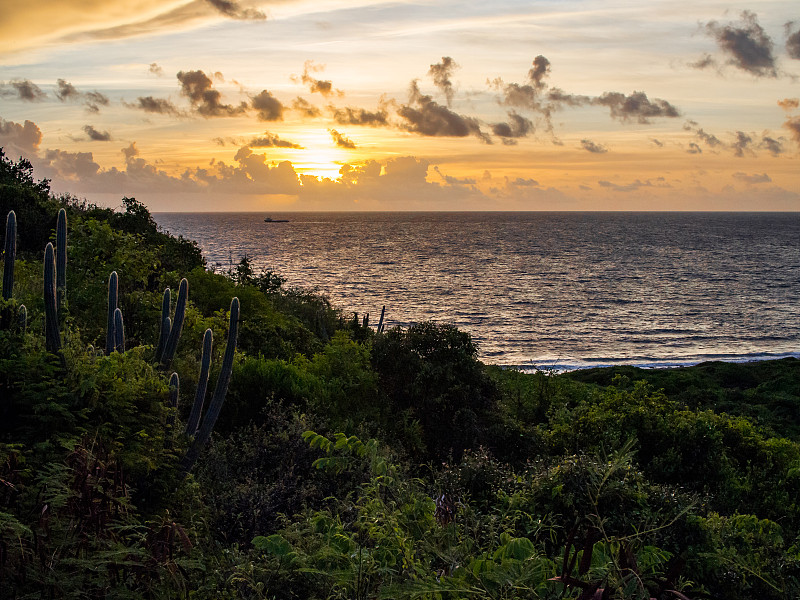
0, 0, 798, 210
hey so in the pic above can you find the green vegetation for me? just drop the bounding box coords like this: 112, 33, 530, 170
1, 146, 800, 598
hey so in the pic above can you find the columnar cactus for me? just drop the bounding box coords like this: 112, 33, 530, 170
180, 297, 239, 477
377, 305, 386, 333
362, 313, 369, 329
2, 211, 16, 300
113, 307, 125, 353
56, 208, 67, 310
165, 372, 179, 449
161, 278, 187, 367
44, 243, 61, 353
186, 328, 213, 436
106, 271, 118, 355
154, 287, 171, 362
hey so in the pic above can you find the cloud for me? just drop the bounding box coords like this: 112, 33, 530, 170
149, 62, 164, 76
251, 90, 285, 121
433, 165, 476, 185
490, 111, 533, 143
593, 91, 679, 124
329, 129, 356, 149
700, 11, 777, 77
1, 79, 47, 102
733, 172, 771, 184
428, 56, 459, 106
778, 98, 799, 110
0, 118, 42, 155
507, 177, 539, 187
759, 135, 784, 156
731, 131, 753, 157
295, 61, 340, 97
580, 139, 607, 153
55, 80, 110, 113
205, 0, 266, 20
651, 138, 663, 147
397, 80, 489, 142
330, 105, 389, 126
787, 22, 800, 60
84, 91, 110, 113
292, 97, 321, 118
687, 142, 703, 154
784, 116, 800, 143
83, 125, 112, 141
177, 69, 247, 117
127, 96, 180, 115
598, 177, 671, 192
55, 79, 79, 101
248, 132, 303, 149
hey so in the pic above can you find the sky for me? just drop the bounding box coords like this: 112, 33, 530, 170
0, 0, 799, 211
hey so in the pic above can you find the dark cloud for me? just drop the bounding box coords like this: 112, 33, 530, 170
329, 129, 356, 149
529, 55, 551, 90
701, 11, 777, 77
428, 56, 458, 106
177, 69, 247, 117
54, 79, 109, 113
732, 131, 753, 157
508, 177, 539, 187
580, 139, 607, 153
205, 0, 266, 20
786, 22, 800, 59
687, 142, 703, 154
330, 105, 389, 126
490, 111, 533, 143
784, 116, 800, 143
760, 135, 784, 156
251, 90, 284, 121
733, 172, 771, 184
149, 63, 164, 76
433, 166, 476, 185
55, 78, 80, 101
778, 97, 799, 110
684, 120, 723, 149
83, 125, 111, 141
651, 138, 663, 147
2, 79, 46, 101
128, 96, 180, 115
594, 91, 679, 123
293, 97, 321, 118
296, 61, 340, 97
397, 80, 489, 142
248, 132, 303, 149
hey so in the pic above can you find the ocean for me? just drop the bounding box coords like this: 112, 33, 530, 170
153, 212, 800, 371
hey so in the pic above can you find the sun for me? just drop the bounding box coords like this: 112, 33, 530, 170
292, 131, 354, 179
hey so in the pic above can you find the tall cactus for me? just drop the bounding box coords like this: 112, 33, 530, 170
56, 208, 67, 310
165, 372, 179, 449
377, 305, 386, 333
186, 328, 213, 436
113, 307, 125, 353
180, 297, 239, 478
2, 211, 16, 300
44, 243, 61, 353
106, 271, 118, 355
161, 278, 187, 367
362, 313, 369, 329
154, 287, 171, 362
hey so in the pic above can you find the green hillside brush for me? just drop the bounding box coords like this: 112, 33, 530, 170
186, 328, 212, 436
161, 278, 187, 367
2, 210, 15, 300
106, 271, 118, 355
18, 304, 26, 333
113, 307, 125, 353
154, 287, 171, 362
44, 242, 61, 353
179, 297, 239, 478
166, 372, 179, 449
56, 207, 66, 311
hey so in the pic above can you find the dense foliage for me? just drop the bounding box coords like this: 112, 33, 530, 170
1, 146, 800, 598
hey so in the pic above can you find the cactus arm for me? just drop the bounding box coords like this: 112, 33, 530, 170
185, 328, 213, 436
377, 305, 385, 333
154, 287, 171, 362
106, 271, 118, 355
44, 243, 61, 353
161, 278, 188, 367
113, 307, 125, 353
2, 211, 16, 300
180, 297, 238, 477
165, 372, 179, 449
